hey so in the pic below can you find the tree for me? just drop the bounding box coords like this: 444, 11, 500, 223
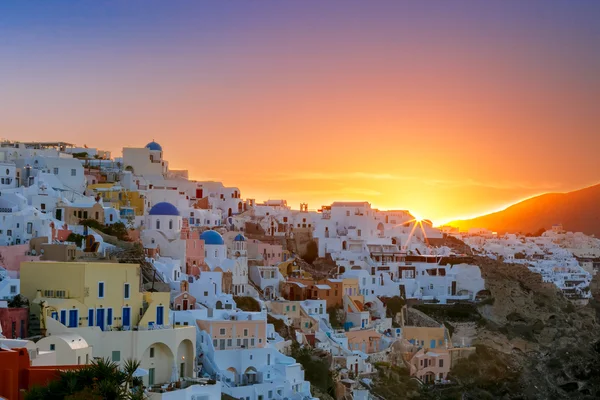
302, 240, 318, 264
8, 294, 29, 308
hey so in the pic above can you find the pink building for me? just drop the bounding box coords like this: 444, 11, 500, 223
247, 240, 283, 266
408, 348, 451, 383
0, 245, 40, 277
180, 220, 205, 277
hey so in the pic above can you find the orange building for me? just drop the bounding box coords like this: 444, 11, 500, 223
0, 347, 84, 400
283, 277, 360, 308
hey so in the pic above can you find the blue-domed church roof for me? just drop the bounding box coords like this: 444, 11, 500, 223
146, 141, 163, 151
149, 202, 180, 216
200, 230, 224, 245
234, 234, 246, 242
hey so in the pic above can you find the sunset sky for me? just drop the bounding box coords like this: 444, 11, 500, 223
1, 1, 600, 224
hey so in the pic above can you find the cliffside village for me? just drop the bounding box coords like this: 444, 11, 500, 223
0, 140, 598, 400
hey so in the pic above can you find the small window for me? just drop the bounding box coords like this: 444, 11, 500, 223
124, 283, 130, 299
10, 285, 16, 294
50, 344, 55, 351
150, 347, 155, 358
227, 339, 232, 347
112, 350, 120, 362
53, 167, 59, 175
439, 359, 444, 368
71, 168, 77, 176
251, 338, 255, 347
203, 291, 208, 296
219, 328, 226, 335
244, 329, 248, 336
237, 339, 241, 346
98, 282, 104, 298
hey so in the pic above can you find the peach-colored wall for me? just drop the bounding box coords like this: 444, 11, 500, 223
346, 330, 380, 354
0, 245, 40, 277
197, 319, 266, 349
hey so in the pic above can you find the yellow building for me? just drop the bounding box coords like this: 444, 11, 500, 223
21, 261, 195, 386
88, 184, 145, 216
21, 261, 170, 331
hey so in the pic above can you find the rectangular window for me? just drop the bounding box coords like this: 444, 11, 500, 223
98, 282, 104, 298
439, 359, 444, 368
112, 351, 120, 362
286, 305, 290, 312
50, 344, 55, 351
26, 222, 32, 234
251, 338, 255, 347
107, 308, 113, 326
53, 167, 59, 175
213, 339, 218, 348
88, 309, 94, 327
10, 285, 16, 294
150, 347, 155, 358
124, 283, 130, 299
292, 305, 296, 311
244, 329, 248, 336
237, 339, 241, 346
219, 328, 226, 335
227, 339, 232, 347
71, 168, 76, 176
203, 291, 208, 296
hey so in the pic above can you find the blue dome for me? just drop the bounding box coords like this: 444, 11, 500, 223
200, 230, 224, 245
149, 202, 180, 216
146, 141, 163, 151
234, 234, 246, 242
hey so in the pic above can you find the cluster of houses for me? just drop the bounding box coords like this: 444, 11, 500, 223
454, 224, 597, 305
0, 140, 487, 400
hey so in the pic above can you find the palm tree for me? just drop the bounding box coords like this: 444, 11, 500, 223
24, 358, 147, 400
122, 358, 142, 392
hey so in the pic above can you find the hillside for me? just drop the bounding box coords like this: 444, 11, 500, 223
448, 183, 600, 236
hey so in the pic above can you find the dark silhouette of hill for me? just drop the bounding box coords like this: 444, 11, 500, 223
448, 183, 600, 236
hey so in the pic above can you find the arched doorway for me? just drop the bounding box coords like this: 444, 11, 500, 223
342, 241, 347, 250
141, 342, 174, 386
238, 202, 243, 213
228, 208, 232, 217
176, 339, 194, 379
243, 366, 258, 385
216, 301, 223, 309
377, 222, 385, 236
226, 367, 238, 385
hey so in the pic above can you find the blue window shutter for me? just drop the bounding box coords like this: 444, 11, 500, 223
60, 310, 67, 325
98, 282, 104, 298
107, 308, 113, 326
88, 309, 94, 326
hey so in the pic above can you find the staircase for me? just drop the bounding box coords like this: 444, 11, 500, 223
248, 279, 267, 301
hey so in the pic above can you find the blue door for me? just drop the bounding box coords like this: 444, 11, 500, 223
68, 309, 78, 328
52, 312, 58, 320
122, 307, 131, 328
88, 309, 94, 327
96, 308, 105, 331
60, 310, 67, 325
430, 339, 436, 349
156, 306, 164, 326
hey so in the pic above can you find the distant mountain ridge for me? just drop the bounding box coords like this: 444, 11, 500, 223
448, 183, 600, 236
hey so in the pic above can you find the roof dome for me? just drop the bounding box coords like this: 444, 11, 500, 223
149, 202, 180, 216
234, 234, 246, 242
146, 141, 163, 151
201, 230, 224, 245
